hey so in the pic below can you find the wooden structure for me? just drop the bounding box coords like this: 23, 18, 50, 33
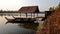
1, 6, 45, 23
14, 6, 45, 23
18, 6, 45, 18
18, 6, 39, 13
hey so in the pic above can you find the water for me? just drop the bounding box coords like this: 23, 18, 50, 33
0, 16, 39, 34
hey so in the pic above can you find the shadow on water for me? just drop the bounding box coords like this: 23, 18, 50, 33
18, 23, 39, 31
6, 21, 39, 34
6, 22, 39, 31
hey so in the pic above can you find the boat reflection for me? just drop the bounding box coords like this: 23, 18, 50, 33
18, 23, 39, 31
6, 21, 39, 31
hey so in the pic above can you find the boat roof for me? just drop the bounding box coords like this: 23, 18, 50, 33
18, 6, 39, 13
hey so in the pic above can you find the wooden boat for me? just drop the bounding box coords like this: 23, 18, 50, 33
5, 17, 35, 23
5, 17, 15, 21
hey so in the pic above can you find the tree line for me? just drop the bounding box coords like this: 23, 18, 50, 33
49, 2, 60, 11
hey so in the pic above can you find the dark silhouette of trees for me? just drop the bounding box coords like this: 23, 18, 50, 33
49, 2, 60, 11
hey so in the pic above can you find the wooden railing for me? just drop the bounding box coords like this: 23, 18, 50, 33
0, 12, 45, 18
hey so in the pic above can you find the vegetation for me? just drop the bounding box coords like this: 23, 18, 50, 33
55, 3, 60, 10
49, 7, 55, 11
49, 2, 60, 11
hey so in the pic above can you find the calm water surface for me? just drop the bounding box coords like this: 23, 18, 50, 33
0, 16, 39, 34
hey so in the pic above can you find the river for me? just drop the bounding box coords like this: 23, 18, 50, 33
0, 16, 41, 34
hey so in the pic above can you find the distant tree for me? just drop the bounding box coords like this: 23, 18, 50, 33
55, 2, 60, 10
49, 2, 60, 11
49, 7, 55, 11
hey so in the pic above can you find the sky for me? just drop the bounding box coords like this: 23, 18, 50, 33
0, 0, 60, 11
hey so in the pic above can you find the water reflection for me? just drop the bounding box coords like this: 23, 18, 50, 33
6, 22, 39, 34
18, 23, 39, 31
0, 17, 39, 34
6, 22, 39, 32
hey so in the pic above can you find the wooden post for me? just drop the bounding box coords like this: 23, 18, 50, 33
31, 13, 32, 18
20, 12, 21, 18
37, 13, 38, 17
26, 13, 27, 18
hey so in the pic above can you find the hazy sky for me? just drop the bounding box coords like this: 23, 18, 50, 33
0, 0, 60, 11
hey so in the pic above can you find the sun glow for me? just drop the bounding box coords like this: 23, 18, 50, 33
0, 0, 24, 10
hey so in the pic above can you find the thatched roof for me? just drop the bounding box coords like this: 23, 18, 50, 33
18, 6, 39, 13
